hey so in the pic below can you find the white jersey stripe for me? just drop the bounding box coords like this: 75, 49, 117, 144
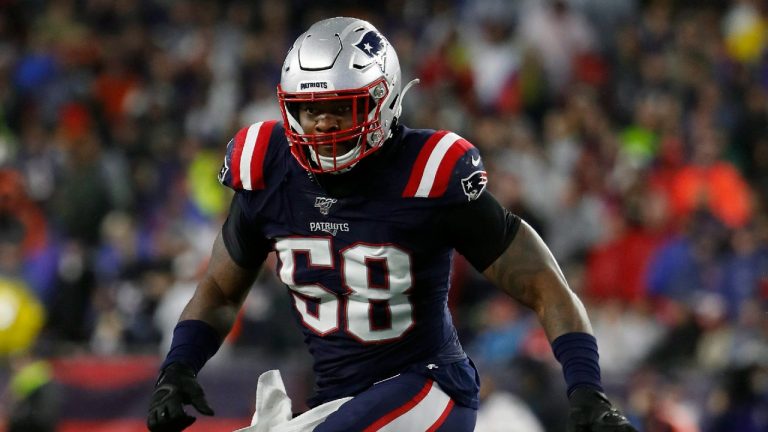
377, 381, 453, 431
415, 132, 461, 197
240, 121, 264, 190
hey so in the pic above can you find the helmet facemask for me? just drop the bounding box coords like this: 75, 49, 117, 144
277, 17, 418, 175
278, 78, 390, 174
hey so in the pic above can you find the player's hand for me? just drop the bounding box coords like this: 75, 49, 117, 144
147, 363, 215, 432
567, 387, 637, 432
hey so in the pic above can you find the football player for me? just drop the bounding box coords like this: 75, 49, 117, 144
147, 17, 638, 432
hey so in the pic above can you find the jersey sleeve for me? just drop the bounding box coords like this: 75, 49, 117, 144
218, 120, 279, 191
433, 192, 521, 272
221, 193, 271, 269
401, 130, 488, 204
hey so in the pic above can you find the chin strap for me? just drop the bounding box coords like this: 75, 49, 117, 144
393, 78, 420, 121
308, 142, 362, 174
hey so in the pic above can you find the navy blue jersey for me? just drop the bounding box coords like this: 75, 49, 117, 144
218, 120, 491, 409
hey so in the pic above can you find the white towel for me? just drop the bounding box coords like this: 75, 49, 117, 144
233, 370, 351, 432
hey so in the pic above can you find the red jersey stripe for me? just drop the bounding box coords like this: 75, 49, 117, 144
402, 131, 449, 197
428, 138, 472, 197
230, 126, 249, 190
249, 120, 277, 190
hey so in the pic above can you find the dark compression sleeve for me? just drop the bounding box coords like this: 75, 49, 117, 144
221, 193, 271, 269
434, 192, 521, 272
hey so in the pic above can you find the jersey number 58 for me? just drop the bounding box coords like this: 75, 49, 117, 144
275, 238, 414, 343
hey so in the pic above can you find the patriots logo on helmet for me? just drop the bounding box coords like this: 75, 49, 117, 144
355, 31, 387, 73
461, 170, 488, 201
355, 31, 385, 57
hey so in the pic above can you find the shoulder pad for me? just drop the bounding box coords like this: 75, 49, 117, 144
402, 130, 488, 202
218, 120, 279, 191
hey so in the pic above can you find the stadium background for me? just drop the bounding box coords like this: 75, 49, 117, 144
0, 0, 767, 431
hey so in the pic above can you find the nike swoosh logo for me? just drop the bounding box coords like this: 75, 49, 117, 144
471, 155, 481, 166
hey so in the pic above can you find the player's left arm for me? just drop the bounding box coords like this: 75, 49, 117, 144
440, 191, 637, 432
482, 218, 591, 340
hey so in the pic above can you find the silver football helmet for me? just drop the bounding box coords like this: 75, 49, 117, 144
278, 17, 418, 173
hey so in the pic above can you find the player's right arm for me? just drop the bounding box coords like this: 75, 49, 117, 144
147, 195, 268, 432
149, 119, 278, 431
178, 230, 260, 332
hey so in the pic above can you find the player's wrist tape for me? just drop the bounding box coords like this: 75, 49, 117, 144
160, 320, 223, 374
551, 332, 604, 397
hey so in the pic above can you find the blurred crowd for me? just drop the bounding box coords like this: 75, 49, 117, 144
0, 0, 767, 431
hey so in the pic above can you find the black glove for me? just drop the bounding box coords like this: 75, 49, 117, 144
147, 363, 215, 432
567, 387, 637, 432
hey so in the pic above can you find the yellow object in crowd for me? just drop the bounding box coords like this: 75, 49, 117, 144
0, 278, 45, 356
724, 9, 767, 64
